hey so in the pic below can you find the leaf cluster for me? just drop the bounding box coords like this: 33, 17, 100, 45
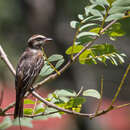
67, 0, 129, 65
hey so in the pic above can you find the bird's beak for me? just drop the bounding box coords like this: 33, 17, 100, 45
44, 38, 53, 42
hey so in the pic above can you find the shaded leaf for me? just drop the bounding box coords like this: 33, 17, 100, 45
54, 89, 76, 97
78, 14, 84, 20
13, 118, 33, 128
90, 0, 109, 6
79, 23, 97, 31
55, 59, 64, 68
44, 107, 61, 118
110, 56, 118, 66
109, 0, 130, 14
77, 32, 99, 39
107, 0, 116, 4
34, 103, 44, 114
48, 54, 63, 62
76, 36, 93, 45
0, 117, 12, 130
82, 15, 101, 23
40, 63, 54, 77
114, 53, 125, 64
106, 22, 125, 37
70, 21, 80, 29
106, 13, 124, 22
83, 89, 101, 99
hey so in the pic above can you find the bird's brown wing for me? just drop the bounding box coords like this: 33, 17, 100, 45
15, 51, 44, 97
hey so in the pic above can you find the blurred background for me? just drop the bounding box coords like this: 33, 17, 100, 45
0, 0, 130, 130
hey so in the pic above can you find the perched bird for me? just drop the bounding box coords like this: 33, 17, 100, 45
14, 34, 52, 119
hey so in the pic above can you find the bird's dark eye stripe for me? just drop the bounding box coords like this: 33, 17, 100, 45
36, 38, 45, 41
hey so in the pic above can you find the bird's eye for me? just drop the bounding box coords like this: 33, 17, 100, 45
36, 38, 45, 41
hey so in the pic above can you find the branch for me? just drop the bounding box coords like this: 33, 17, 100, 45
32, 91, 92, 117
0, 46, 16, 76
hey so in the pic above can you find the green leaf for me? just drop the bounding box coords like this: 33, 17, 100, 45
90, 9, 103, 19
79, 49, 92, 64
24, 108, 33, 115
70, 21, 80, 29
13, 118, 33, 128
114, 53, 125, 64
54, 89, 76, 97
66, 97, 86, 108
109, 0, 130, 14
120, 53, 127, 57
48, 54, 63, 62
55, 59, 64, 68
24, 99, 35, 104
77, 32, 99, 39
40, 63, 54, 77
106, 22, 125, 37
76, 36, 93, 45
90, 0, 109, 6
107, 0, 116, 4
78, 43, 126, 65
78, 14, 84, 20
82, 16, 101, 23
0, 117, 12, 130
66, 45, 84, 55
44, 107, 61, 118
110, 56, 118, 65
34, 103, 44, 114
89, 27, 101, 33
106, 13, 124, 22
79, 23, 97, 31
83, 89, 101, 99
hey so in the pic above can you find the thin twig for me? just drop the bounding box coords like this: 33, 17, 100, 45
0, 86, 4, 107
0, 45, 16, 76
25, 110, 60, 118
76, 86, 84, 96
2, 102, 15, 113
95, 75, 104, 115
113, 103, 130, 110
111, 64, 130, 106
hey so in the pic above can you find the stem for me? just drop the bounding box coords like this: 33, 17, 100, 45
111, 64, 130, 106
42, 48, 60, 75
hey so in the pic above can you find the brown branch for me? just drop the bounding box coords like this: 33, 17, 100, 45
0, 45, 16, 76
32, 91, 92, 117
0, 86, 4, 107
2, 102, 15, 113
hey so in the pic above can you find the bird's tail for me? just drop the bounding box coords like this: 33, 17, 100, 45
14, 95, 24, 119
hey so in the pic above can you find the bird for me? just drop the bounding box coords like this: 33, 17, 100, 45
14, 34, 52, 119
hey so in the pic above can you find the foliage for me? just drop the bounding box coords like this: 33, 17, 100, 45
66, 0, 128, 66
0, 0, 130, 129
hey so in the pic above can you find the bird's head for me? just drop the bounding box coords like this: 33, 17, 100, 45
27, 34, 52, 49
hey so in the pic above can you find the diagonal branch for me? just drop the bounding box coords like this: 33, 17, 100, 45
32, 91, 92, 117
0, 46, 16, 76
